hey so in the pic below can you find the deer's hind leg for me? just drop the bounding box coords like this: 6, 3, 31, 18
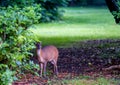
51, 60, 58, 76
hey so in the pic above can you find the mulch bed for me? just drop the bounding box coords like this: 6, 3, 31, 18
13, 39, 120, 85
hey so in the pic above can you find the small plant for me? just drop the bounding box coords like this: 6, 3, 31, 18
16, 60, 40, 76
0, 64, 14, 85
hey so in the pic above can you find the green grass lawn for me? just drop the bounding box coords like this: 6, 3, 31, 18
31, 7, 120, 47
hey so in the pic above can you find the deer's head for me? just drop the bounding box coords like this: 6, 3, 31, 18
36, 42, 42, 49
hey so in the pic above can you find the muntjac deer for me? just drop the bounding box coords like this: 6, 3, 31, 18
36, 42, 59, 77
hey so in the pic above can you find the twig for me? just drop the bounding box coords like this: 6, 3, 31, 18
103, 65, 120, 71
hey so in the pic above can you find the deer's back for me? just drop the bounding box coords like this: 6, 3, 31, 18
41, 45, 58, 61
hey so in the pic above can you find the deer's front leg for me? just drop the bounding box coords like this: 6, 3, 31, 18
40, 63, 44, 77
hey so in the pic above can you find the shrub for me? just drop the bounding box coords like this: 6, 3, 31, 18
0, 5, 41, 84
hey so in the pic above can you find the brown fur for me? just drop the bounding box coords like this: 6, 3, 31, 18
36, 43, 59, 77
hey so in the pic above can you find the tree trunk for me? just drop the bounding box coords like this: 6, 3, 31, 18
105, 0, 120, 23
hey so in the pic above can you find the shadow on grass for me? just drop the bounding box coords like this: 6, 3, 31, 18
37, 36, 120, 48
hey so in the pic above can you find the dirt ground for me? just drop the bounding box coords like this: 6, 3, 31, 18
13, 39, 120, 85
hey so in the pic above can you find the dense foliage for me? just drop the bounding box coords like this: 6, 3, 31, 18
0, 0, 35, 7
0, 6, 40, 84
0, 0, 68, 22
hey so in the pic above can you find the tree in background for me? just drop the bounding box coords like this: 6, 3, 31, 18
0, 0, 68, 22
35, 0, 68, 22
105, 0, 120, 24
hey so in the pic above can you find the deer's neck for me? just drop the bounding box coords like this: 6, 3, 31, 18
37, 48, 45, 63
37, 48, 42, 57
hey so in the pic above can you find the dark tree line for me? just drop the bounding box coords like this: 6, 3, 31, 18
68, 0, 106, 6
